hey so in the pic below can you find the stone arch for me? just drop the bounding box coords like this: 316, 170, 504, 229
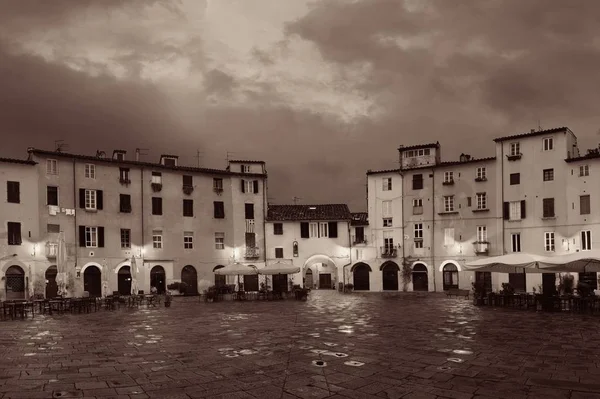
114, 261, 131, 274
181, 265, 198, 295
412, 262, 429, 292
4, 264, 26, 300
150, 265, 166, 294
303, 254, 337, 290
1, 259, 29, 274
438, 260, 462, 272
381, 261, 399, 291
80, 262, 103, 274
441, 261, 460, 290
351, 262, 372, 272
351, 262, 371, 291
45, 265, 58, 298
83, 264, 102, 297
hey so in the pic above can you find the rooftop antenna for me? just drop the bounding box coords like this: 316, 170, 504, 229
54, 140, 69, 152
194, 150, 204, 167
135, 148, 149, 162
537, 117, 542, 131
292, 196, 302, 205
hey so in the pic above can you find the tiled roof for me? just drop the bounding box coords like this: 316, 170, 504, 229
565, 150, 600, 163
350, 212, 369, 226
401, 157, 496, 171
0, 157, 36, 165
398, 142, 440, 152
229, 159, 265, 164
267, 204, 352, 221
366, 168, 400, 175
493, 127, 569, 142
29, 149, 266, 177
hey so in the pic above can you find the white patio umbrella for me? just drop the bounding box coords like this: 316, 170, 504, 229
56, 231, 68, 297
130, 255, 139, 295
259, 261, 300, 275
101, 260, 109, 297
214, 263, 258, 291
464, 253, 547, 273
538, 250, 600, 273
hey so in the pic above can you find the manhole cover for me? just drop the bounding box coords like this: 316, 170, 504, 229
312, 360, 327, 367
447, 358, 464, 363
344, 361, 364, 367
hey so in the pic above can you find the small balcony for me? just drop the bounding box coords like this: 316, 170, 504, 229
213, 186, 223, 195
442, 180, 455, 186
380, 246, 398, 258
245, 219, 255, 233
473, 241, 489, 255
244, 247, 260, 259
151, 182, 162, 192
352, 235, 367, 245
119, 177, 131, 186
474, 177, 487, 182
182, 185, 194, 195
46, 242, 58, 258
506, 153, 522, 161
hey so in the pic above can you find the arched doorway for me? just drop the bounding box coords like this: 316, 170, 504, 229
352, 263, 371, 291
381, 261, 399, 291
150, 266, 166, 294
83, 266, 102, 297
5, 265, 25, 300
305, 269, 313, 289
181, 265, 198, 295
213, 265, 226, 288
412, 263, 428, 291
45, 265, 58, 298
118, 266, 132, 295
442, 263, 459, 290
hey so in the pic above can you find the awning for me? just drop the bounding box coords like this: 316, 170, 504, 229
464, 253, 546, 273
214, 263, 258, 276
539, 250, 600, 273
259, 261, 300, 275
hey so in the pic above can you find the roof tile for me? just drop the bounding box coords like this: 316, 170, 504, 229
267, 204, 352, 221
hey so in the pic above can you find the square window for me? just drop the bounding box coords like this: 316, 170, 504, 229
383, 218, 393, 227
215, 232, 225, 249
47, 186, 59, 206
85, 164, 96, 179
414, 223, 423, 239
151, 172, 162, 184
543, 168, 554, 181
510, 173, 520, 185
443, 196, 455, 212
580, 165, 590, 177
184, 232, 193, 249
47, 224, 60, 233
443, 171, 454, 183
273, 223, 283, 235
85, 226, 98, 248
510, 142, 520, 156
412, 174, 423, 190
275, 248, 284, 258
543, 137, 553, 151
382, 177, 392, 191
476, 167, 486, 180
152, 230, 163, 249
476, 193, 487, 209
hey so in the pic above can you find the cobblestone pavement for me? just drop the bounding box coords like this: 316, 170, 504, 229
1, 291, 600, 399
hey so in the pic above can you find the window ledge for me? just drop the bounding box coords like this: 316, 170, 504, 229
472, 208, 490, 213
542, 216, 556, 220
507, 219, 523, 222
85, 208, 98, 213
414, 238, 423, 242
474, 177, 487, 182
438, 211, 459, 215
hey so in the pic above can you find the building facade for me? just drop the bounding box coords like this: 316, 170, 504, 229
265, 204, 352, 290
360, 127, 600, 293
0, 148, 267, 299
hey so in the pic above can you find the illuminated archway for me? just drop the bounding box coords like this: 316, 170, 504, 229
303, 254, 336, 289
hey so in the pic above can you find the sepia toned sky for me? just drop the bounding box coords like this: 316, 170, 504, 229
1, 0, 600, 211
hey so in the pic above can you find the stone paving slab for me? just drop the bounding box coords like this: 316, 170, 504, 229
1, 291, 600, 398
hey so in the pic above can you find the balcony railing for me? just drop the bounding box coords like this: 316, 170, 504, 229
182, 185, 194, 195
507, 153, 522, 161
473, 241, 489, 255
244, 247, 260, 259
380, 246, 398, 258
245, 219, 255, 233
46, 242, 58, 258
352, 235, 367, 245
413, 206, 423, 215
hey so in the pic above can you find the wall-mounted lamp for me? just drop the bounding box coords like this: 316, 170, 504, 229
75, 266, 81, 278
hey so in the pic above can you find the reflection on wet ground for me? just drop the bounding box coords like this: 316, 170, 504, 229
1, 291, 600, 398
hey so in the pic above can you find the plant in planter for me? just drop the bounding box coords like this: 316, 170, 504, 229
344, 283, 354, 293
293, 284, 309, 301
558, 273, 575, 296
167, 281, 188, 295
500, 282, 514, 295
576, 281, 593, 298
401, 260, 412, 292
471, 281, 487, 306
164, 292, 172, 307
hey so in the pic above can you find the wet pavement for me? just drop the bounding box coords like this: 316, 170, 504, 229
1, 291, 600, 399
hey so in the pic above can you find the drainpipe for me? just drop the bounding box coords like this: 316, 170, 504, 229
431, 167, 437, 292
141, 168, 145, 276
342, 220, 352, 292
73, 159, 78, 271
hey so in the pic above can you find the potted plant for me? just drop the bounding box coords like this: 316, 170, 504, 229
164, 292, 172, 307
293, 284, 309, 301
344, 283, 354, 293
558, 273, 574, 296
471, 281, 486, 306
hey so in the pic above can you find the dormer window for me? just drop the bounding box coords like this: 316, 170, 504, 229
161, 157, 177, 167
241, 165, 251, 173
113, 150, 126, 161
405, 148, 431, 158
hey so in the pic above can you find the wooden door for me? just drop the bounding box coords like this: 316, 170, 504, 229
319, 273, 332, 289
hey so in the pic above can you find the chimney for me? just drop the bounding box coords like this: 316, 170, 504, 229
135, 148, 140, 162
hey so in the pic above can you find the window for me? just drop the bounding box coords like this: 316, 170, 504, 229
382, 200, 392, 217
414, 223, 423, 239
443, 171, 454, 183
476, 226, 487, 243
46, 159, 58, 175
241, 165, 251, 173
243, 180, 254, 193
213, 178, 223, 192
444, 228, 455, 246
85, 164, 95, 179
115, 152, 125, 161
245, 203, 255, 219
47, 186, 59, 206
119, 168, 130, 182
383, 218, 393, 227
275, 248, 284, 258
476, 167, 486, 180
382, 177, 392, 191
443, 195, 455, 212
511, 233, 521, 252
120, 229, 131, 248
119, 194, 131, 213
509, 142, 520, 156
319, 222, 328, 238
412, 198, 422, 207
509, 173, 520, 185
184, 232, 193, 249
215, 232, 225, 249
542, 198, 555, 218
85, 226, 98, 248
412, 174, 423, 190
182, 175, 193, 187
581, 230, 592, 251
7, 222, 22, 245
509, 201, 522, 220
405, 148, 430, 157
6, 181, 20, 203
47, 224, 60, 233
183, 199, 194, 217
580, 165, 589, 177
151, 172, 162, 184
309, 222, 319, 238
543, 137, 553, 151
383, 230, 394, 251
544, 232, 555, 252
152, 197, 163, 215
273, 223, 283, 235
543, 168, 554, 181
152, 230, 163, 249
213, 201, 225, 218
85, 189, 97, 210
355, 249, 363, 260
414, 240, 423, 249
476, 193, 487, 210
580, 195, 591, 215
467, 197, 472, 207
412, 198, 423, 215
163, 157, 177, 167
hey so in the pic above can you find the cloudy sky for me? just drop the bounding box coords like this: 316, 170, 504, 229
1, 0, 600, 211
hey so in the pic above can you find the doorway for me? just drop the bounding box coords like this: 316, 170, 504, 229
83, 266, 102, 297
5, 265, 25, 300
381, 262, 399, 291
319, 273, 332, 289
352, 263, 371, 291
475, 271, 492, 293
542, 273, 557, 295
412, 263, 428, 291
181, 265, 198, 295
118, 266, 132, 295
272, 274, 288, 293
305, 269, 314, 289
150, 266, 166, 294
442, 264, 459, 290
45, 265, 58, 298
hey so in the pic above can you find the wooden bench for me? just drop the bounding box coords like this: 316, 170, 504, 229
446, 289, 470, 299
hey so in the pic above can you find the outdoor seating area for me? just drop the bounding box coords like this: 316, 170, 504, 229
0, 292, 162, 321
